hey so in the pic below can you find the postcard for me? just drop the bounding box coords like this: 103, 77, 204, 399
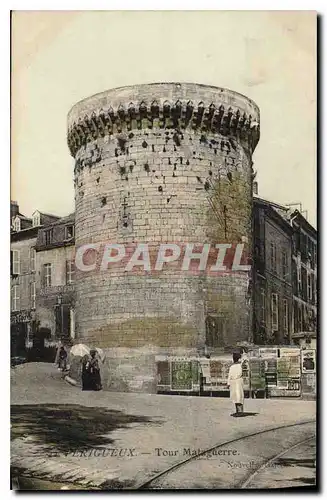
10, 10, 317, 491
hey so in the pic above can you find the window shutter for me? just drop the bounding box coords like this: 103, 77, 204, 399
12, 250, 20, 275
55, 305, 61, 334
62, 305, 71, 337
42, 265, 46, 288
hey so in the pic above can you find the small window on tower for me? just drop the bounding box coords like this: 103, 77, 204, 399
65, 225, 75, 240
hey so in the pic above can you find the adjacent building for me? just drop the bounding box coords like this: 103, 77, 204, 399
253, 197, 317, 348
253, 197, 293, 345
290, 209, 317, 349
10, 202, 60, 356
35, 213, 76, 342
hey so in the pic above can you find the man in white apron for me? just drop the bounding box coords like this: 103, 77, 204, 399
227, 352, 244, 416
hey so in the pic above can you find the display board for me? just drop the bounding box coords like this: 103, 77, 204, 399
259, 347, 278, 359
241, 358, 250, 390
156, 356, 171, 392
302, 373, 316, 394
200, 356, 250, 392
264, 358, 278, 387
209, 358, 232, 387
191, 360, 200, 386
301, 349, 316, 373
266, 347, 301, 395
157, 360, 170, 387
257, 348, 278, 389
279, 347, 301, 359
301, 349, 316, 396
171, 361, 193, 390
156, 348, 305, 397
200, 359, 211, 382
277, 348, 301, 390
249, 358, 266, 390
156, 356, 200, 392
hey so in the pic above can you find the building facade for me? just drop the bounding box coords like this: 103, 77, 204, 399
66, 82, 260, 390
35, 214, 76, 342
253, 197, 293, 345
253, 198, 317, 349
10, 202, 60, 356
11, 227, 38, 356
290, 210, 317, 349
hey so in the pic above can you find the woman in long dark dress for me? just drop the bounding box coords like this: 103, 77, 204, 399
81, 354, 91, 390
89, 349, 102, 391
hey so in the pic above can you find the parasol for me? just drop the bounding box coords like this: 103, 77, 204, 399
94, 347, 106, 363
70, 343, 91, 358
70, 344, 106, 363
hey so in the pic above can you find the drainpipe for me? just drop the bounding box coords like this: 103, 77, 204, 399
289, 215, 297, 228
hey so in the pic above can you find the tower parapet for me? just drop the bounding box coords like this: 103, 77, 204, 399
67, 83, 259, 158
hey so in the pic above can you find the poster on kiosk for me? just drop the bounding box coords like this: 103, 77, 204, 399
301, 349, 316, 373
275, 347, 301, 394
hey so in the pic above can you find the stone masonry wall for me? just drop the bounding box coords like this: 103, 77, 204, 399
67, 83, 260, 392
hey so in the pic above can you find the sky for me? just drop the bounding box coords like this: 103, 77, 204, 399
11, 10, 316, 226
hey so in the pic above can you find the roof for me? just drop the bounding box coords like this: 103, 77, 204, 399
10, 226, 39, 242
35, 212, 75, 251
253, 195, 289, 213
290, 209, 317, 236
291, 331, 316, 339
254, 197, 293, 235
16, 214, 32, 222
46, 213, 75, 227
39, 211, 60, 219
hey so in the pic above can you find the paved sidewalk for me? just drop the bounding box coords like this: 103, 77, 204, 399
11, 363, 316, 489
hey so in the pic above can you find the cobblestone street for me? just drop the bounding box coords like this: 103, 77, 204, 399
11, 363, 316, 490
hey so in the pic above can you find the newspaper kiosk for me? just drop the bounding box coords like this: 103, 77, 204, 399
156, 356, 200, 395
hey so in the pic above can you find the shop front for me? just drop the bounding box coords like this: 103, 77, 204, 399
37, 285, 75, 344
10, 310, 33, 358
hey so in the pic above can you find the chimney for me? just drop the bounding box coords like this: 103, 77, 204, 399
11, 201, 19, 219
253, 181, 258, 195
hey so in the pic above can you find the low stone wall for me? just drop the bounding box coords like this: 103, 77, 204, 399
68, 346, 198, 393
68, 354, 83, 386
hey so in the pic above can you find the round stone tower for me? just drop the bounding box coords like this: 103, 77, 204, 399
67, 83, 260, 392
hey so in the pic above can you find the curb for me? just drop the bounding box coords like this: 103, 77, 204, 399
64, 375, 78, 386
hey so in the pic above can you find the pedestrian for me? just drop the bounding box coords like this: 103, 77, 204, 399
54, 342, 62, 367
58, 346, 68, 371
81, 354, 91, 390
89, 349, 102, 391
227, 352, 244, 416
